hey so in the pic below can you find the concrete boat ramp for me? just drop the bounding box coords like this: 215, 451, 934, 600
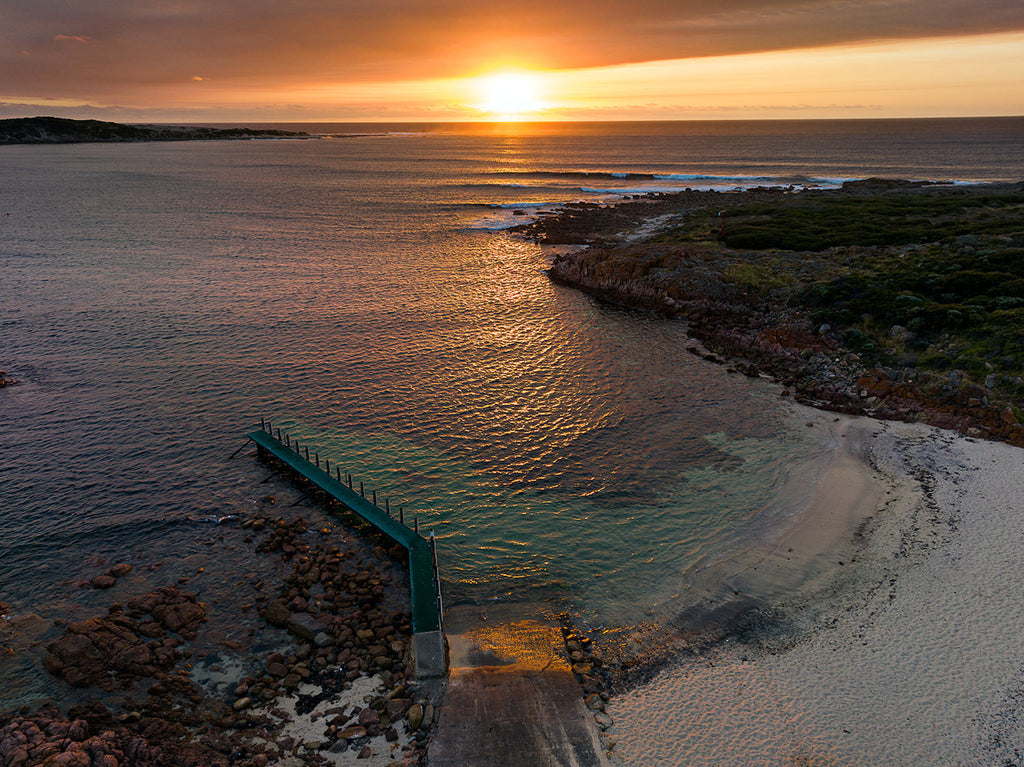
429, 606, 610, 767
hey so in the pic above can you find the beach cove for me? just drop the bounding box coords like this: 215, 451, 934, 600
2, 121, 1024, 765
518, 173, 1024, 764
608, 408, 1024, 765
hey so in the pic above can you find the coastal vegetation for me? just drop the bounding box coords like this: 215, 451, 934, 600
534, 181, 1024, 445
0, 116, 311, 144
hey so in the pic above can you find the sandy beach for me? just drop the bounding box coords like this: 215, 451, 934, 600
607, 406, 1024, 765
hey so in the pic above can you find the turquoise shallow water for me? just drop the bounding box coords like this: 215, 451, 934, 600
2, 119, 1022, 705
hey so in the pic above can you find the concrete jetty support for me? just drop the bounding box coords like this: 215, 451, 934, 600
247, 423, 446, 678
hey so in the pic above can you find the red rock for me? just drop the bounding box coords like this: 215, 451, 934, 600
46, 750, 91, 766
90, 575, 116, 590
263, 600, 291, 628
68, 719, 89, 741
107, 563, 132, 578
357, 708, 379, 726
43, 614, 179, 689
385, 698, 410, 719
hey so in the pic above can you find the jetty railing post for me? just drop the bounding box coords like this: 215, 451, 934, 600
430, 530, 444, 632
260, 417, 265, 431
244, 426, 446, 677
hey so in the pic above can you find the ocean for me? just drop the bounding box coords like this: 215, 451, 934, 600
2, 117, 1022, 708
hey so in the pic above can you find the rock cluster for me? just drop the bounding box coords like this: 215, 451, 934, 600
0, 699, 242, 767
42, 588, 204, 689
249, 516, 412, 681
239, 514, 432, 760
7, 507, 434, 766
560, 620, 615, 738
89, 564, 132, 591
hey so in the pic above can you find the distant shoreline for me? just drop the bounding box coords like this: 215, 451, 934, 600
0, 116, 314, 145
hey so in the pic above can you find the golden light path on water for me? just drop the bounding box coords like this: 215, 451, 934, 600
4, 121, 1020, 707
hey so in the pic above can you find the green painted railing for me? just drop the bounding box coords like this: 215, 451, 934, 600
247, 423, 442, 637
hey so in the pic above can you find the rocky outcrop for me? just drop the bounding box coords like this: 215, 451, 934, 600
43, 588, 203, 689
10, 504, 432, 767
127, 588, 205, 639
548, 243, 1024, 448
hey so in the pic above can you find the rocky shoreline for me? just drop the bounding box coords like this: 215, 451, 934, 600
523, 182, 1024, 448
0, 504, 436, 767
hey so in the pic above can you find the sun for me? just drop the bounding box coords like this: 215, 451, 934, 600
475, 72, 544, 119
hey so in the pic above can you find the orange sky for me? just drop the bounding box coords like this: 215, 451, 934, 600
2, 0, 1023, 121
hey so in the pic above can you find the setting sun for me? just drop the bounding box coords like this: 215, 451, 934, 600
475, 72, 544, 118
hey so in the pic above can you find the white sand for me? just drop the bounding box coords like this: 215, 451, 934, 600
608, 412, 1024, 766
246, 675, 419, 766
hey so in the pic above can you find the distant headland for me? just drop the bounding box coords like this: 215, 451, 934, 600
0, 116, 313, 144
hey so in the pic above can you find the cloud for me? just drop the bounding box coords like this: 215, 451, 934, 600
1, 0, 1022, 107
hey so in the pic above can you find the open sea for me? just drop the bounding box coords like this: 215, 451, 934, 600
2, 117, 1023, 707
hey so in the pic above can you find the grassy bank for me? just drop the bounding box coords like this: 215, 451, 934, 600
539, 181, 1024, 444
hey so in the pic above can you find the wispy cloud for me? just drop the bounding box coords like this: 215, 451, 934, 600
1, 0, 1022, 117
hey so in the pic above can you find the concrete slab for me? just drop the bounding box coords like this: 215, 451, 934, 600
430, 611, 609, 767
412, 629, 447, 678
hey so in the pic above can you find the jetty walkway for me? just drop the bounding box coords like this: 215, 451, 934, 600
247, 421, 445, 677
247, 422, 609, 764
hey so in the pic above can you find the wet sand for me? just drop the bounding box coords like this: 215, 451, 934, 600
607, 408, 1024, 765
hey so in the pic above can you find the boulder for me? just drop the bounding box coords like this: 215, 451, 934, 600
264, 600, 291, 628
406, 703, 423, 730
385, 698, 411, 719
90, 575, 116, 590
287, 613, 323, 642
357, 708, 380, 727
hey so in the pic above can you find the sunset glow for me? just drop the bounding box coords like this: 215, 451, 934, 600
474, 72, 545, 119
1, 1, 1023, 122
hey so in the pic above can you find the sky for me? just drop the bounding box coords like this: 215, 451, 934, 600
1, 0, 1023, 122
